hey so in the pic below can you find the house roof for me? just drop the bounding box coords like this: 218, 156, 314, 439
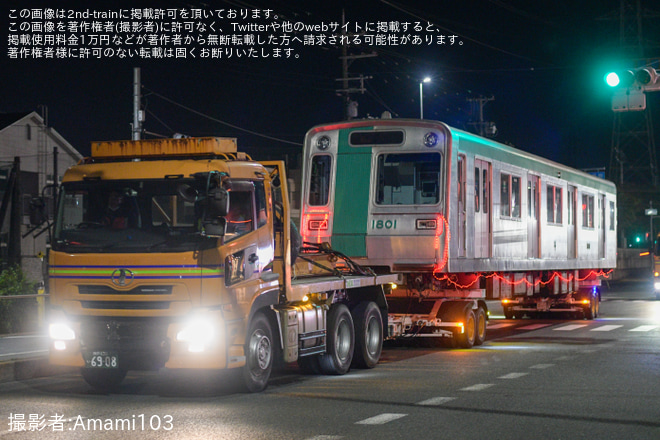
0, 111, 83, 160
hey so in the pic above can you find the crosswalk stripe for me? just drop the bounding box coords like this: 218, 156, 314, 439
416, 397, 456, 406
591, 325, 623, 332
630, 325, 659, 332
461, 383, 495, 391
498, 372, 529, 379
355, 414, 407, 425
554, 324, 589, 331
530, 363, 555, 369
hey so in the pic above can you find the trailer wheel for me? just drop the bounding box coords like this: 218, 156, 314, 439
242, 312, 274, 392
351, 301, 383, 369
474, 306, 487, 346
454, 305, 476, 349
319, 304, 354, 375
81, 367, 127, 392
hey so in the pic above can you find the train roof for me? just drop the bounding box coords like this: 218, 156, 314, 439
306, 118, 616, 194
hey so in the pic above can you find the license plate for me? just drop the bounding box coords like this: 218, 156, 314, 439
84, 351, 119, 369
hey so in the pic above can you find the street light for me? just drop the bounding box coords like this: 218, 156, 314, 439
419, 77, 431, 119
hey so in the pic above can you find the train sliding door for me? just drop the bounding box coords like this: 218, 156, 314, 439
527, 174, 540, 258
567, 185, 577, 259
474, 159, 491, 258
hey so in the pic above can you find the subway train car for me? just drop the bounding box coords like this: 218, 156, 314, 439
299, 118, 616, 346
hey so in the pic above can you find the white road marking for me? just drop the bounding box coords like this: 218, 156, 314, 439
553, 324, 588, 331
591, 325, 623, 332
416, 397, 456, 406
355, 413, 407, 425
630, 325, 659, 332
498, 372, 529, 379
306, 436, 344, 440
530, 363, 555, 369
516, 324, 552, 330
461, 383, 495, 391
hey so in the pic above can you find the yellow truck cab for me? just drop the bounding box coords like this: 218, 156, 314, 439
47, 137, 395, 392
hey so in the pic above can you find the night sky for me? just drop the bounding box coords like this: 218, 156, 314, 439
2, 0, 659, 173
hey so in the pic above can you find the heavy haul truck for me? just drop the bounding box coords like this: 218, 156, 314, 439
47, 137, 397, 392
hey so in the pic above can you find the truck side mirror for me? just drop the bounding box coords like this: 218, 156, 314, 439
202, 217, 227, 237
207, 187, 230, 217
201, 187, 229, 236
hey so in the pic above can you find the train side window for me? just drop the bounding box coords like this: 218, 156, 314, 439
308, 155, 332, 206
547, 185, 562, 224
511, 176, 520, 218
475, 168, 480, 213
458, 155, 465, 208
567, 188, 574, 225
500, 174, 510, 216
483, 169, 489, 214
582, 194, 594, 228
500, 173, 520, 219
609, 201, 615, 231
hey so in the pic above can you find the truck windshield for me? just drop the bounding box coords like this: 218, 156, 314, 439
53, 179, 216, 253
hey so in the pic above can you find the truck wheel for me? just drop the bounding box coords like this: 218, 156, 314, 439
474, 306, 487, 346
455, 306, 476, 349
319, 304, 354, 375
242, 312, 274, 392
81, 368, 127, 392
351, 301, 383, 369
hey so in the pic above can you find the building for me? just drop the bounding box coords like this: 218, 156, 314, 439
0, 111, 82, 282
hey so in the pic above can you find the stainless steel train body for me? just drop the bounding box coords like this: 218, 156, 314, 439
300, 119, 616, 335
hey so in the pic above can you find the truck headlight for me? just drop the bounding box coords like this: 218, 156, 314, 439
49, 322, 75, 341
49, 322, 76, 351
176, 316, 215, 353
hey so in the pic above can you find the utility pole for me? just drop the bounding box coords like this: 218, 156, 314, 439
335, 10, 375, 120
132, 67, 143, 140
467, 96, 497, 137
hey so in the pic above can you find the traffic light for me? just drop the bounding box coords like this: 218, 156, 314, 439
605, 67, 660, 91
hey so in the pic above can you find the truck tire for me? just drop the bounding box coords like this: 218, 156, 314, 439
474, 306, 487, 346
319, 304, 354, 375
81, 367, 127, 392
453, 304, 476, 349
242, 312, 274, 392
351, 301, 383, 369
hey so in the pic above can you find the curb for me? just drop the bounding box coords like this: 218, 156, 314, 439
0, 357, 76, 384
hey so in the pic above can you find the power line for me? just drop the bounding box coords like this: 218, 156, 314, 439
143, 87, 302, 146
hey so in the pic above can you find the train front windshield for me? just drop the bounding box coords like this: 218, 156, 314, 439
375, 152, 441, 205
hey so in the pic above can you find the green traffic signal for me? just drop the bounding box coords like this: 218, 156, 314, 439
605, 70, 635, 88
605, 72, 620, 87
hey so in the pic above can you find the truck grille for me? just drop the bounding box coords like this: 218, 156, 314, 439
78, 285, 173, 295
80, 301, 170, 310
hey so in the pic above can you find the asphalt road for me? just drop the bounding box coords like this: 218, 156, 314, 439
1, 279, 659, 439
